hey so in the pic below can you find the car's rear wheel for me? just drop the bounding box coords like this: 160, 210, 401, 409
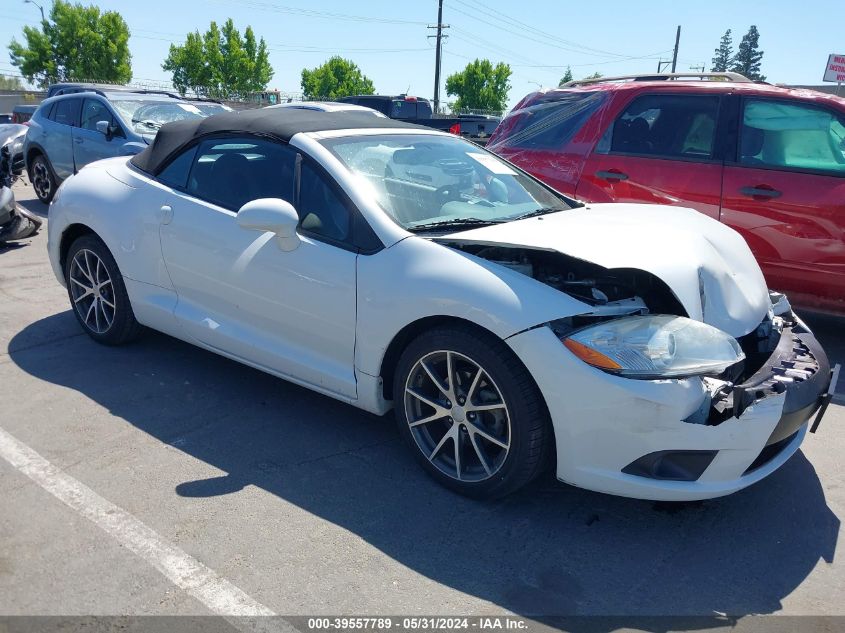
30, 154, 57, 204
65, 235, 143, 345
394, 325, 551, 499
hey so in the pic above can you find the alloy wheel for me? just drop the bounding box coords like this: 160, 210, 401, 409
404, 350, 511, 482
32, 159, 52, 201
69, 249, 116, 334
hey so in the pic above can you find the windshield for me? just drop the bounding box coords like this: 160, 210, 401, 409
320, 134, 577, 232
111, 98, 206, 134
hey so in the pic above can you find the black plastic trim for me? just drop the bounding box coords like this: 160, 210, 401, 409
622, 450, 718, 481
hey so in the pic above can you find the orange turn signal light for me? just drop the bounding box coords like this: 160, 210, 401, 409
563, 339, 622, 371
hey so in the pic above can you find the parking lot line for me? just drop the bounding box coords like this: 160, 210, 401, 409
0, 425, 281, 627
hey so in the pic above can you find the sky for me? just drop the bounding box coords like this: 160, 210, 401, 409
0, 0, 841, 110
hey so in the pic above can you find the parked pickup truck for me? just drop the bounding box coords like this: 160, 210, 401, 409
337, 94, 500, 145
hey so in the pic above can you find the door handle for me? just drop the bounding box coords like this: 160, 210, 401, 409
159, 205, 173, 225
74, 137, 83, 144
740, 186, 781, 199
596, 169, 628, 181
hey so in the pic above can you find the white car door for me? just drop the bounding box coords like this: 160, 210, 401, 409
157, 136, 359, 399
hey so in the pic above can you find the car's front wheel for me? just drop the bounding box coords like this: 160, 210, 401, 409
394, 325, 551, 499
30, 154, 57, 204
65, 234, 143, 345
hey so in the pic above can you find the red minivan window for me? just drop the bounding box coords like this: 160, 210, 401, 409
489, 91, 606, 151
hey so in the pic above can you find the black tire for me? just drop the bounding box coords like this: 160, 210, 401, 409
65, 234, 143, 345
393, 324, 551, 499
30, 154, 57, 204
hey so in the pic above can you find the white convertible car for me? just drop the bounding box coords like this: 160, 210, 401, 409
47, 109, 836, 500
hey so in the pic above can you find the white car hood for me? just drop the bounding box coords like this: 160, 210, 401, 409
444, 203, 771, 338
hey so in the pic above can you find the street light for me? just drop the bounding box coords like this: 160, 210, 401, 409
24, 0, 45, 21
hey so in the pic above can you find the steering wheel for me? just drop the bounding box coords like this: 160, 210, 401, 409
434, 184, 462, 205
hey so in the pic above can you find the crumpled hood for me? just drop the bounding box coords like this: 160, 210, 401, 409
445, 203, 771, 338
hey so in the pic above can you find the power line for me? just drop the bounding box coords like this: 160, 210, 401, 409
210, 0, 428, 26
448, 0, 634, 59
452, 0, 636, 59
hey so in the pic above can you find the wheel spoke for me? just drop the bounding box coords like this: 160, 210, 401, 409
466, 366, 483, 401
469, 432, 492, 476
467, 402, 507, 413
99, 298, 113, 328
84, 299, 96, 327
405, 387, 449, 417
454, 430, 462, 480
100, 296, 115, 309
469, 423, 509, 450
408, 411, 448, 428
429, 428, 454, 461
420, 360, 449, 398
445, 351, 455, 398
93, 297, 101, 332
83, 252, 95, 284
73, 257, 94, 285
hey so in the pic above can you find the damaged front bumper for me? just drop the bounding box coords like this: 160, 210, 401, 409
506, 315, 837, 501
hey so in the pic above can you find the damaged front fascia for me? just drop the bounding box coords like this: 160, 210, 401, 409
685, 315, 829, 437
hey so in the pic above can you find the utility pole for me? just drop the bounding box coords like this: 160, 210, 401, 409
428, 0, 449, 114
670, 25, 681, 73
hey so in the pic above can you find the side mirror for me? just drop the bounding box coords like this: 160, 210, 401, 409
236, 198, 300, 251
96, 121, 123, 140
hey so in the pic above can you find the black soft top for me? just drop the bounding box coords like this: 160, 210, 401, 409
131, 107, 421, 174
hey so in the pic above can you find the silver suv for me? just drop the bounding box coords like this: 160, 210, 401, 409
24, 90, 211, 203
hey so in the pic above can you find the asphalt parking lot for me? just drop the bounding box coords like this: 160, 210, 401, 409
1, 177, 844, 622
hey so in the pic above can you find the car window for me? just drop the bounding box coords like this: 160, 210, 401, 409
42, 103, 57, 121
186, 137, 296, 212
391, 100, 417, 119
740, 99, 845, 174
298, 160, 351, 242
81, 99, 117, 132
111, 98, 205, 135
157, 146, 198, 189
53, 98, 82, 127
609, 94, 720, 159
488, 91, 607, 151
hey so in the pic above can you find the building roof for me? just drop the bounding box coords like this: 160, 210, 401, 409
131, 107, 420, 174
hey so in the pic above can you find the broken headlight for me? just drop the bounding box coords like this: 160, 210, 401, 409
561, 315, 745, 379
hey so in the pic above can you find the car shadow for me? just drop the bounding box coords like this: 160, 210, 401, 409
8, 312, 840, 622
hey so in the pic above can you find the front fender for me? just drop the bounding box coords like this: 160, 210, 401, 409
355, 235, 590, 376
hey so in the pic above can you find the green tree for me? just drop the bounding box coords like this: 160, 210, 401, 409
300, 57, 374, 100
445, 59, 511, 113
0, 75, 25, 90
731, 25, 765, 81
711, 29, 733, 72
558, 66, 573, 86
163, 19, 273, 99
8, 0, 131, 89
583, 71, 603, 80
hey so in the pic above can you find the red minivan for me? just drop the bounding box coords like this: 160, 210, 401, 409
488, 73, 845, 315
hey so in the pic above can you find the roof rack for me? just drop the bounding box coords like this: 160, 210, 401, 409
560, 72, 751, 88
